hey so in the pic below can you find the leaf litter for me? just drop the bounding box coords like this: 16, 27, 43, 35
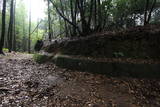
0, 53, 160, 107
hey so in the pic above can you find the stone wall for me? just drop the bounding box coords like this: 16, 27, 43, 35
53, 55, 160, 78
44, 25, 160, 59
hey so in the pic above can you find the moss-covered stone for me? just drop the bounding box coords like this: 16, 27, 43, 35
3, 48, 9, 52
33, 54, 52, 64
53, 54, 160, 78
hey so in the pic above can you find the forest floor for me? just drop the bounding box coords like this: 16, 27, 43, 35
0, 53, 160, 107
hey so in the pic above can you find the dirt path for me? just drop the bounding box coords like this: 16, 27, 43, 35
0, 53, 160, 107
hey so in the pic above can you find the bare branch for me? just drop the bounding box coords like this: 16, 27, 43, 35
49, 0, 82, 34
30, 20, 42, 36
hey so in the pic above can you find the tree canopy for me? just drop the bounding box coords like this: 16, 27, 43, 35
0, 0, 160, 53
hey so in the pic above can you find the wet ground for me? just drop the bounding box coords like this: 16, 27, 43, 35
0, 53, 160, 107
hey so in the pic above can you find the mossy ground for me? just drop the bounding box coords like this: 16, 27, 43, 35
33, 54, 53, 64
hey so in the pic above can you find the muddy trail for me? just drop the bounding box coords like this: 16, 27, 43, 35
0, 53, 160, 107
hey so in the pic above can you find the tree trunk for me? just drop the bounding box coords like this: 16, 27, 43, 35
88, 0, 94, 29
28, 0, 31, 53
147, 0, 157, 23
36, 19, 39, 39
94, 0, 97, 29
49, 0, 82, 35
0, 0, 2, 13
97, 0, 102, 31
70, 0, 77, 36
144, 0, 149, 25
144, 0, 156, 25
60, 0, 69, 37
0, 0, 6, 54
77, 0, 89, 35
48, 0, 52, 41
13, 0, 16, 51
8, 0, 14, 52
23, 16, 26, 52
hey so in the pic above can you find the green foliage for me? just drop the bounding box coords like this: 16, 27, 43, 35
1, 0, 160, 53
11, 0, 45, 52
31, 29, 44, 46
48, 0, 158, 34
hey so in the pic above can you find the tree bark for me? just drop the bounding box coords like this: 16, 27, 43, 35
60, 0, 69, 37
70, 0, 76, 36
147, 0, 157, 23
8, 0, 14, 52
77, 0, 90, 35
144, 0, 156, 25
48, 0, 52, 41
94, 0, 97, 29
28, 0, 31, 53
13, 0, 16, 51
0, 0, 6, 54
144, 0, 149, 25
97, 0, 102, 31
0, 0, 2, 14
22, 17, 26, 52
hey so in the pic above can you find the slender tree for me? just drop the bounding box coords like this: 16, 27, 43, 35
144, 0, 157, 25
0, 0, 6, 54
13, 0, 16, 51
8, 0, 14, 52
70, 0, 77, 36
36, 19, 39, 39
60, 0, 69, 37
47, 0, 52, 41
97, 0, 102, 31
28, 0, 31, 53
49, 0, 81, 35
147, 0, 157, 23
94, 0, 97, 29
22, 17, 26, 52
0, 1, 2, 13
